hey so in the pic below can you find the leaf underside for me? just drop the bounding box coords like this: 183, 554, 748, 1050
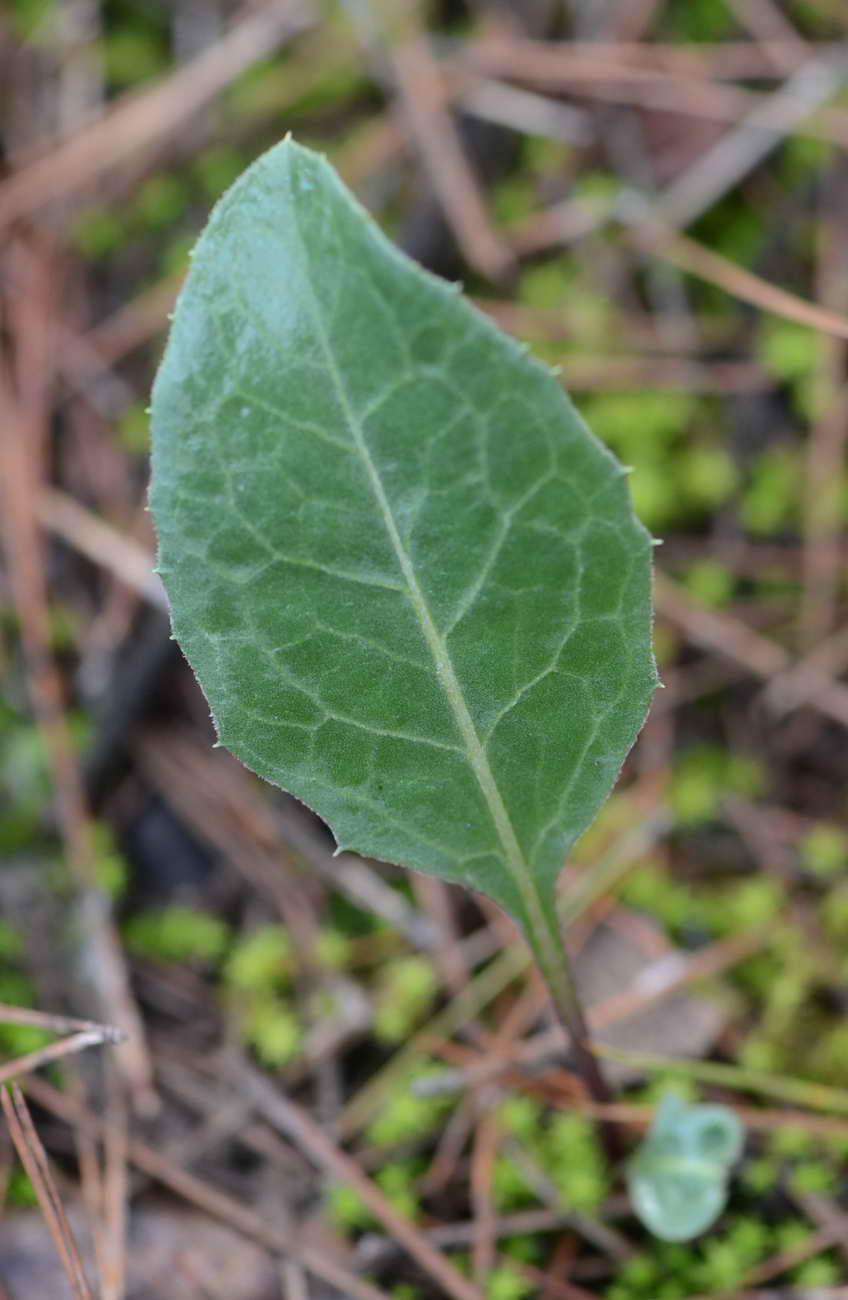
150, 138, 657, 937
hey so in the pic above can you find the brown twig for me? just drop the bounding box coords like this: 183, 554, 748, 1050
652, 53, 846, 228
24, 1076, 396, 1300
621, 213, 848, 341
762, 620, 848, 717
236, 1063, 488, 1300
726, 0, 809, 68
470, 1105, 500, 1286
464, 38, 848, 148
0, 1028, 123, 1088
389, 32, 515, 282
655, 572, 848, 728
1, 1084, 94, 1300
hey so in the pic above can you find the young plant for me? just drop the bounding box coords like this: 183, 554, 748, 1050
628, 1092, 743, 1242
149, 138, 658, 1106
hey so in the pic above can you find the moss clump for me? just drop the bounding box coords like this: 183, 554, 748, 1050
373, 955, 438, 1045
125, 907, 229, 965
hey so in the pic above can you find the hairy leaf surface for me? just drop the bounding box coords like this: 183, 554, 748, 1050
150, 139, 657, 939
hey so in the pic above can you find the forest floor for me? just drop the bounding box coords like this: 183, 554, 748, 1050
1, 1, 848, 1297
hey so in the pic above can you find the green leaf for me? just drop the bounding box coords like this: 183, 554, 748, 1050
150, 138, 656, 957
628, 1092, 744, 1242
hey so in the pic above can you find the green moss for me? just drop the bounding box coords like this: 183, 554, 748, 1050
781, 134, 830, 184
681, 561, 735, 608
375, 1160, 421, 1220
487, 1262, 534, 1300
669, 745, 764, 826
720, 878, 784, 931
636, 1076, 698, 1107
158, 231, 196, 277
498, 1095, 544, 1143
741, 1157, 779, 1193
738, 1036, 780, 1073
9, 0, 53, 40
225, 40, 364, 123
695, 1238, 749, 1291
0, 969, 50, 1059
193, 146, 247, 199
768, 1126, 815, 1159
104, 29, 167, 89
373, 955, 438, 1044
807, 1022, 848, 1085
758, 317, 817, 417
617, 1253, 659, 1291
73, 209, 124, 261
792, 1254, 841, 1286
801, 824, 847, 878
691, 197, 761, 273
7, 1167, 38, 1208
241, 994, 301, 1067
492, 1153, 537, 1213
790, 1160, 835, 1194
583, 392, 696, 459
365, 1063, 451, 1148
326, 1180, 372, 1231
125, 906, 229, 965
679, 447, 738, 510
759, 318, 816, 385
574, 171, 619, 203
669, 746, 724, 825
313, 927, 352, 969
118, 402, 152, 454
660, 0, 735, 40
501, 1236, 542, 1264
91, 822, 128, 899
136, 174, 190, 231
522, 136, 573, 176
223, 926, 294, 992
774, 1218, 813, 1252
492, 177, 538, 226
742, 448, 800, 535
787, 0, 843, 37
546, 1112, 608, 1212
579, 393, 730, 530
821, 884, 848, 942
622, 863, 699, 932
0, 923, 22, 961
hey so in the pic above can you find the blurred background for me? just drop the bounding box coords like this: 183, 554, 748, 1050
2, 1, 848, 1297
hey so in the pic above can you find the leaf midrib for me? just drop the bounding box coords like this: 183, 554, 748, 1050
284, 146, 556, 948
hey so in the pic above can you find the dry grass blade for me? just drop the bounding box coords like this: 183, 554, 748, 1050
38, 488, 167, 609
727, 0, 810, 59
390, 33, 514, 282
1, 1084, 94, 1300
762, 621, 848, 715
0, 1029, 123, 1088
464, 38, 848, 149
622, 215, 848, 340
0, 1006, 123, 1038
655, 53, 847, 227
